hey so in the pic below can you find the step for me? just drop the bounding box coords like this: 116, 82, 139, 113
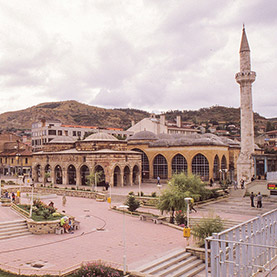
146, 253, 193, 275
137, 248, 187, 273
0, 230, 31, 240
0, 219, 27, 227
171, 259, 204, 277
0, 224, 28, 234
178, 262, 206, 277
0, 222, 27, 230
157, 256, 197, 276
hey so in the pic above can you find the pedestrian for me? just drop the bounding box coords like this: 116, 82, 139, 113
157, 176, 160, 185
233, 180, 238, 190
12, 192, 15, 202
240, 179, 245, 189
190, 199, 197, 213
250, 192, 255, 207
62, 194, 67, 207
257, 192, 262, 208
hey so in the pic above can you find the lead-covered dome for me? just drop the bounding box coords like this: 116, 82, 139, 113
84, 132, 118, 141
127, 131, 158, 141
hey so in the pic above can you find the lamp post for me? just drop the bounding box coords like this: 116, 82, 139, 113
219, 169, 222, 182
184, 197, 192, 228
119, 204, 128, 275
29, 183, 34, 218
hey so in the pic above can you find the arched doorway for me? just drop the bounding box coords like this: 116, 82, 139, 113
95, 165, 105, 187
54, 165, 63, 184
68, 164, 76, 185
221, 155, 227, 180
172, 154, 187, 174
44, 164, 51, 183
153, 154, 168, 179
213, 155, 219, 180
132, 148, 149, 180
80, 165, 90, 186
132, 165, 139, 185
192, 154, 209, 181
35, 164, 41, 182
113, 166, 121, 187
123, 166, 131, 186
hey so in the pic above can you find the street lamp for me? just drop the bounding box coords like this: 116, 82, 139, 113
29, 183, 34, 218
184, 197, 192, 228
119, 204, 129, 275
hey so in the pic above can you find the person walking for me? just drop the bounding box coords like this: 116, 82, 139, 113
157, 176, 160, 185
250, 192, 255, 207
62, 194, 67, 207
257, 192, 262, 208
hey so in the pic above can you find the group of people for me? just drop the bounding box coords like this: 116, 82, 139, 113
250, 192, 263, 208
60, 216, 74, 233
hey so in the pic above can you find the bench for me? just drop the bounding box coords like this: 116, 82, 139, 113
55, 226, 64, 235
73, 220, 80, 230
139, 214, 165, 224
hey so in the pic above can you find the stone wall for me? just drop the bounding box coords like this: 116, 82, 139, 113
27, 219, 61, 234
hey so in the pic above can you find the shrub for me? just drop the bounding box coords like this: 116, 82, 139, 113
129, 191, 134, 195
151, 192, 157, 197
125, 195, 140, 212
175, 210, 187, 225
71, 262, 122, 277
192, 213, 224, 247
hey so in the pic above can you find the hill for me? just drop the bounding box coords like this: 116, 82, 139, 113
0, 101, 270, 132
0, 100, 149, 131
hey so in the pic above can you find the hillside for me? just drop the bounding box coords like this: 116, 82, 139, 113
0, 101, 270, 132
0, 100, 149, 131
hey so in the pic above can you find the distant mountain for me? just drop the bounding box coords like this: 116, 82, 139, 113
0, 101, 270, 132
0, 100, 149, 131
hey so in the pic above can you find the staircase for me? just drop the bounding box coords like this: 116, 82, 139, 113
0, 219, 31, 240
134, 248, 205, 276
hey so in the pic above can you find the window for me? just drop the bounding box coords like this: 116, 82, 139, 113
11, 158, 14, 164
192, 154, 209, 181
65, 131, 68, 136
77, 131, 81, 137
58, 130, 62, 136
132, 149, 149, 179
73, 131, 77, 136
153, 154, 168, 179
172, 154, 187, 174
25, 158, 28, 164
48, 130, 56, 135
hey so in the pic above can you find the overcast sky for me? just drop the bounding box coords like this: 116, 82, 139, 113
0, 0, 276, 118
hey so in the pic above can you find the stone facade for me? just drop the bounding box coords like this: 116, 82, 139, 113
235, 27, 256, 183
32, 132, 141, 188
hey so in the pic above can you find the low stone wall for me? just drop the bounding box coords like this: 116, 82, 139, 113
4, 187, 106, 200
27, 219, 61, 234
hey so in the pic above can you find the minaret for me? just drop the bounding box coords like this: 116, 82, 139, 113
235, 26, 256, 183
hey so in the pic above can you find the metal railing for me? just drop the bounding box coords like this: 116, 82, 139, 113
205, 208, 277, 276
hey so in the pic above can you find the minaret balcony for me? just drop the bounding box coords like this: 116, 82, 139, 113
235, 71, 256, 84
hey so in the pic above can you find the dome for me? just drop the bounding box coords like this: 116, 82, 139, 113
49, 136, 76, 143
84, 132, 118, 141
157, 133, 173, 140
127, 131, 158, 141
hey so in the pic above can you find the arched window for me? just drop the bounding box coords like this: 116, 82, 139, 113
80, 165, 90, 186
192, 154, 209, 181
213, 155, 219, 180
132, 165, 139, 185
67, 164, 76, 185
132, 148, 149, 179
221, 155, 227, 170
153, 154, 168, 179
54, 165, 63, 184
172, 154, 187, 174
123, 166, 131, 186
44, 164, 51, 183
114, 166, 121, 187
95, 165, 105, 186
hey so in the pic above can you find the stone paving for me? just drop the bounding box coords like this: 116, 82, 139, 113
0, 180, 276, 275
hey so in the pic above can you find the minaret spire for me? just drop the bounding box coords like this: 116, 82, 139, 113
235, 26, 256, 184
